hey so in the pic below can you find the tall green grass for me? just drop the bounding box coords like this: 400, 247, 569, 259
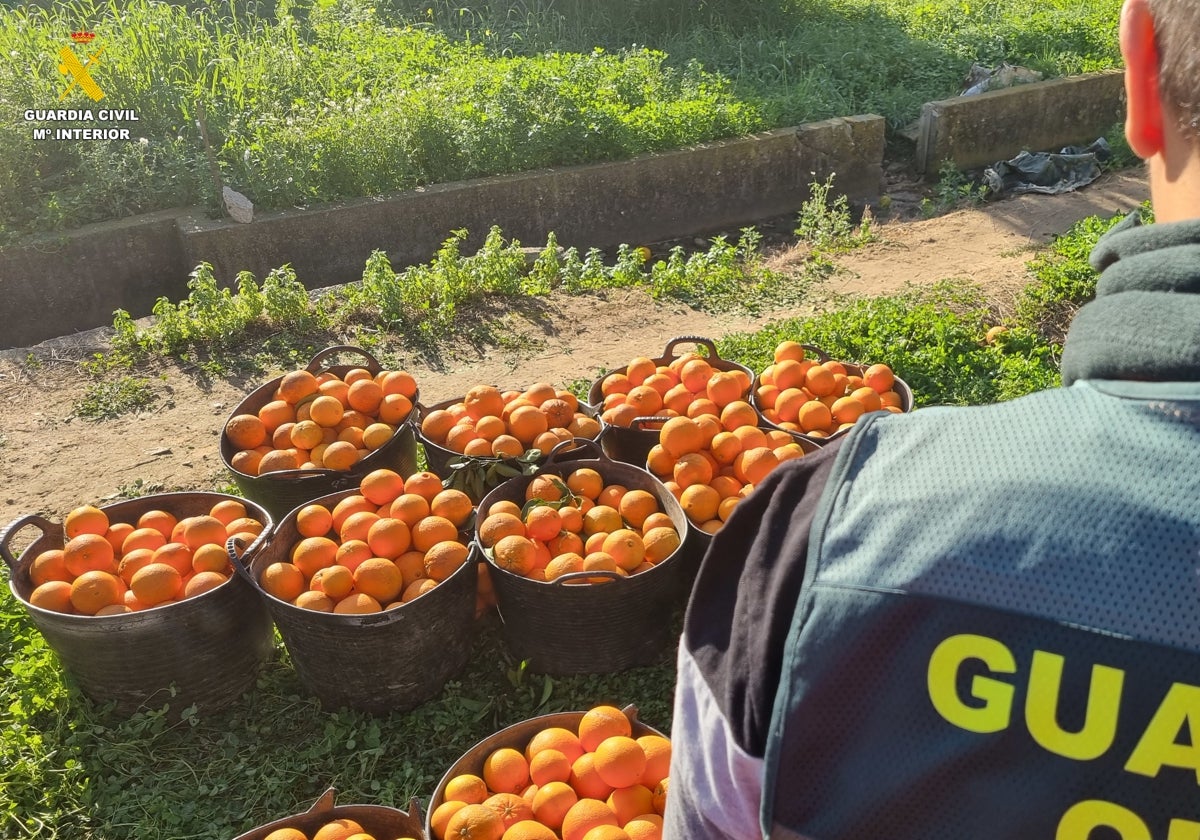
1, 0, 1122, 242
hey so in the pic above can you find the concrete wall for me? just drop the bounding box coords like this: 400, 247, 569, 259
0, 116, 884, 349
916, 70, 1126, 175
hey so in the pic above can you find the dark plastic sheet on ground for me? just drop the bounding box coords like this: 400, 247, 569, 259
983, 138, 1112, 197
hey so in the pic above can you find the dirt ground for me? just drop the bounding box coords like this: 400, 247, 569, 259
0, 166, 1149, 531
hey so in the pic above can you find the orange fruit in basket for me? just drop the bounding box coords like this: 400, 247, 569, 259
734, 447, 779, 487
608, 785, 654, 826
117, 548, 156, 584
432, 490, 475, 529
624, 816, 662, 840
313, 818, 366, 840
432, 800, 469, 839
64, 504, 108, 539
69, 570, 124, 615
103, 522, 135, 554
484, 747, 531, 795
30, 580, 74, 613
30, 549, 70, 585
331, 494, 376, 533
311, 564, 354, 599
636, 736, 672, 788
335, 540, 372, 573
321, 441, 359, 471
485, 792, 534, 829
773, 340, 807, 363
570, 753, 614, 801
479, 513, 524, 548
339, 510, 381, 543
225, 414, 268, 450
381, 370, 418, 398
263, 828, 307, 840
405, 471, 444, 502
530, 748, 573, 786
353, 557, 404, 603
544, 553, 584, 582
651, 778, 668, 815
464, 385, 505, 421
184, 570, 228, 598
526, 475, 567, 503
421, 409, 456, 444
527, 727, 585, 764
130, 562, 183, 606
291, 536, 338, 579
493, 535, 536, 577
672, 453, 712, 489
425, 540, 469, 582
64, 533, 115, 577
446, 774, 490, 805
389, 494, 431, 527
579, 706, 633, 752
362, 422, 395, 450
602, 530, 645, 572
796, 400, 832, 433
643, 528, 680, 564
864, 363, 895, 393
582, 825, 631, 840
503, 821, 557, 840
523, 506, 562, 542
296, 504, 334, 538
261, 562, 306, 601
562, 799, 619, 840
659, 416, 702, 459
279, 370, 319, 404
259, 449, 300, 474
445, 803, 505, 840
308, 395, 345, 428
347, 379, 384, 414
401, 578, 437, 602
532, 782, 577, 832
294, 590, 335, 612
208, 499, 247, 526
593, 737, 647, 789
334, 592, 382, 614
413, 516, 459, 552
625, 357, 656, 387
153, 542, 194, 576
509, 406, 548, 446
367, 517, 411, 559
475, 415, 506, 442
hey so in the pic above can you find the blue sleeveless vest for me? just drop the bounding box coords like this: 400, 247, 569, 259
762, 380, 1200, 839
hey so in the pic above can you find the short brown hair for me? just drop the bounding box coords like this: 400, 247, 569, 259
1151, 0, 1200, 139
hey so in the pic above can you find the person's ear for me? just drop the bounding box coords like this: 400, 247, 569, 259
1121, 0, 1166, 159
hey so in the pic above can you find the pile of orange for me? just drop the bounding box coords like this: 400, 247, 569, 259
225, 366, 419, 476
431, 705, 670, 840
263, 820, 417, 840
26, 500, 263, 615
420, 384, 600, 458
755, 341, 903, 438
645, 409, 807, 534
595, 353, 751, 428
259, 469, 475, 614
478, 471, 681, 584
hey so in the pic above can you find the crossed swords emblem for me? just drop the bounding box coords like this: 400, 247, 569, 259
58, 44, 105, 101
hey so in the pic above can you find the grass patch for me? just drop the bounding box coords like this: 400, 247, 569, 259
1, 0, 1123, 242
70, 376, 159, 420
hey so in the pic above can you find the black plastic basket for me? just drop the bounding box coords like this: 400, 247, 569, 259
0, 492, 275, 717
233, 489, 476, 714
234, 787, 425, 840
476, 438, 694, 675
220, 346, 419, 521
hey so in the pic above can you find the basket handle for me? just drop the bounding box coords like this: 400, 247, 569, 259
628, 416, 672, 431
0, 514, 55, 572
545, 437, 605, 464
662, 335, 720, 362
549, 570, 625, 586
225, 534, 262, 586
249, 467, 363, 487
620, 703, 641, 725
798, 343, 830, 363
304, 345, 382, 374
304, 788, 337, 816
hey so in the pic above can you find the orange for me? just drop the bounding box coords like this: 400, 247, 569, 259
445, 774, 490, 805
313, 818, 366, 840
339, 510, 381, 544
580, 825, 630, 840
524, 506, 563, 542
70, 570, 124, 615
404, 471, 445, 502
444, 803, 505, 840
640, 512, 674, 534
464, 385, 506, 421
651, 778, 668, 815
593, 737, 647, 789
321, 440, 359, 471
208, 499, 247, 526
831, 396, 865, 426
380, 370, 418, 398
705, 371, 743, 408
658, 417, 703, 459
367, 517, 411, 559
475, 414, 507, 441
278, 369, 320, 404
569, 753, 615, 801
719, 400, 758, 432
378, 393, 413, 425
296, 504, 334, 538
343, 378, 382, 414
624, 357, 656, 387
412, 515, 459, 552
525, 475, 567, 503
432, 489, 475, 529
103, 522, 135, 554
491, 435, 524, 457
64, 533, 116, 577
389, 493, 432, 527
334, 539, 372, 573
484, 747, 531, 795
64, 504, 109, 539
311, 564, 354, 599
539, 398, 575, 429
526, 727, 584, 764
607, 785, 654, 826
685, 398, 719, 419
864, 363, 895, 393
353, 557, 404, 603
679, 358, 714, 393
130, 562, 183, 606
531, 782, 578, 833
432, 800, 469, 840
484, 793, 534, 830
796, 400, 833, 433
601, 530, 645, 572
291, 536, 338, 579
263, 829, 308, 840
509, 406, 549, 446
362, 422, 395, 450
231, 449, 265, 475
117, 548, 157, 584
258, 399, 295, 433
261, 562, 306, 601
425, 540, 470, 582
578, 706, 632, 752
294, 590, 335, 611
225, 414, 268, 449
501, 821, 556, 840
562, 798, 619, 840
30, 549, 70, 585
548, 530, 585, 559
479, 513, 525, 548
637, 736, 671, 788
583, 505, 621, 537
308, 394, 345, 428
29, 580, 73, 613
152, 542, 195, 576
773, 340, 808, 363
331, 495, 376, 533
851, 386, 882, 414
734, 447, 780, 486
401, 578, 438, 602
623, 816, 662, 840
544, 553, 585, 582
804, 365, 836, 397
601, 372, 632, 397
361, 468, 406, 506
334, 592, 382, 614
184, 570, 228, 598
672, 453, 712, 489
396, 550, 428, 589
530, 748, 572, 786
595, 485, 627, 510
642, 527, 680, 564
421, 408, 457, 444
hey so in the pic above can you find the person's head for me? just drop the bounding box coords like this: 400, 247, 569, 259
1121, 0, 1200, 221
